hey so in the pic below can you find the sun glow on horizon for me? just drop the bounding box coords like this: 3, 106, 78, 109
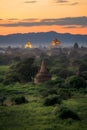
0, 25, 87, 35
0, 0, 87, 35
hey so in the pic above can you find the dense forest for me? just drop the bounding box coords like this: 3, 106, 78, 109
0, 45, 87, 130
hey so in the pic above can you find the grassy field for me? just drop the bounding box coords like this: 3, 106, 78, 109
0, 65, 9, 80
0, 65, 9, 72
0, 82, 87, 130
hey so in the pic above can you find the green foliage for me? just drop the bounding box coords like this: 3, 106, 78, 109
0, 83, 87, 130
0, 54, 21, 65
43, 95, 61, 106
40, 88, 57, 97
79, 63, 87, 72
0, 76, 4, 83
0, 54, 12, 65
44, 78, 64, 87
58, 69, 74, 79
58, 106, 80, 120
0, 66, 9, 83
65, 76, 87, 88
40, 87, 72, 101
0, 96, 6, 105
3, 73, 20, 85
0, 47, 87, 130
0, 65, 9, 72
82, 71, 87, 80
4, 58, 38, 84
58, 89, 72, 100
11, 96, 28, 105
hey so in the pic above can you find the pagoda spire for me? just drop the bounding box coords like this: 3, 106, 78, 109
39, 60, 48, 73
34, 60, 51, 84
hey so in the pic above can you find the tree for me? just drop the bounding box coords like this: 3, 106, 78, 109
73, 42, 79, 49
58, 69, 74, 79
58, 107, 80, 120
4, 58, 38, 84
79, 63, 87, 72
65, 75, 86, 88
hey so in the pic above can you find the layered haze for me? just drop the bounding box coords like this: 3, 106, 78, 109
0, 31, 87, 47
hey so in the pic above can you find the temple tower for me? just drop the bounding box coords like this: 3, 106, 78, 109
34, 60, 51, 84
51, 38, 61, 47
24, 41, 33, 48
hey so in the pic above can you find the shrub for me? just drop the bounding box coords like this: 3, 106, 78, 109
43, 95, 61, 106
40, 88, 57, 97
58, 89, 72, 100
0, 76, 4, 83
82, 71, 87, 80
4, 58, 38, 84
58, 69, 74, 79
3, 73, 19, 85
59, 107, 80, 120
65, 76, 86, 88
11, 96, 28, 105
44, 78, 64, 88
79, 63, 87, 72
0, 96, 6, 105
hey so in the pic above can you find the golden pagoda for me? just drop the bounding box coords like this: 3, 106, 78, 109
24, 41, 33, 48
51, 38, 61, 47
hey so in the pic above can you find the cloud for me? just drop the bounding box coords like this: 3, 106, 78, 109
71, 2, 79, 6
54, 0, 79, 6
55, 0, 68, 3
22, 18, 37, 21
41, 16, 87, 27
64, 25, 79, 28
8, 18, 18, 20
0, 17, 87, 27
24, 0, 37, 3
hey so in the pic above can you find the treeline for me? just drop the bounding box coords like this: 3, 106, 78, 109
0, 55, 86, 88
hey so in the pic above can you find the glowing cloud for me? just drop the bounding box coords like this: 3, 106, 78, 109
24, 0, 37, 3
0, 17, 87, 27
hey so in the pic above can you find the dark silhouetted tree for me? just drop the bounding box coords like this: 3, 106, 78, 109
73, 42, 79, 49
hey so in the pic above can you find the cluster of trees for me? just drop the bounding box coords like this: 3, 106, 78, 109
0, 54, 21, 65
3, 58, 38, 84
0, 48, 87, 88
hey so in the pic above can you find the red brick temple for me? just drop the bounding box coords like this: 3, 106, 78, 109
34, 60, 51, 84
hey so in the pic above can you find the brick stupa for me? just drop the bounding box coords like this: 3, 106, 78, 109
34, 60, 51, 84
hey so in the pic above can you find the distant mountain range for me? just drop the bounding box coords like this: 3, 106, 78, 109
0, 31, 87, 46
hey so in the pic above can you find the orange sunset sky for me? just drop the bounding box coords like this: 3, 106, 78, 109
0, 0, 87, 35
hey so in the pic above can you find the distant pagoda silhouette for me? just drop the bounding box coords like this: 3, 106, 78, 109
34, 60, 51, 84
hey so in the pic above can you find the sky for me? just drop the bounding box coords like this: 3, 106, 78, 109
0, 0, 87, 35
